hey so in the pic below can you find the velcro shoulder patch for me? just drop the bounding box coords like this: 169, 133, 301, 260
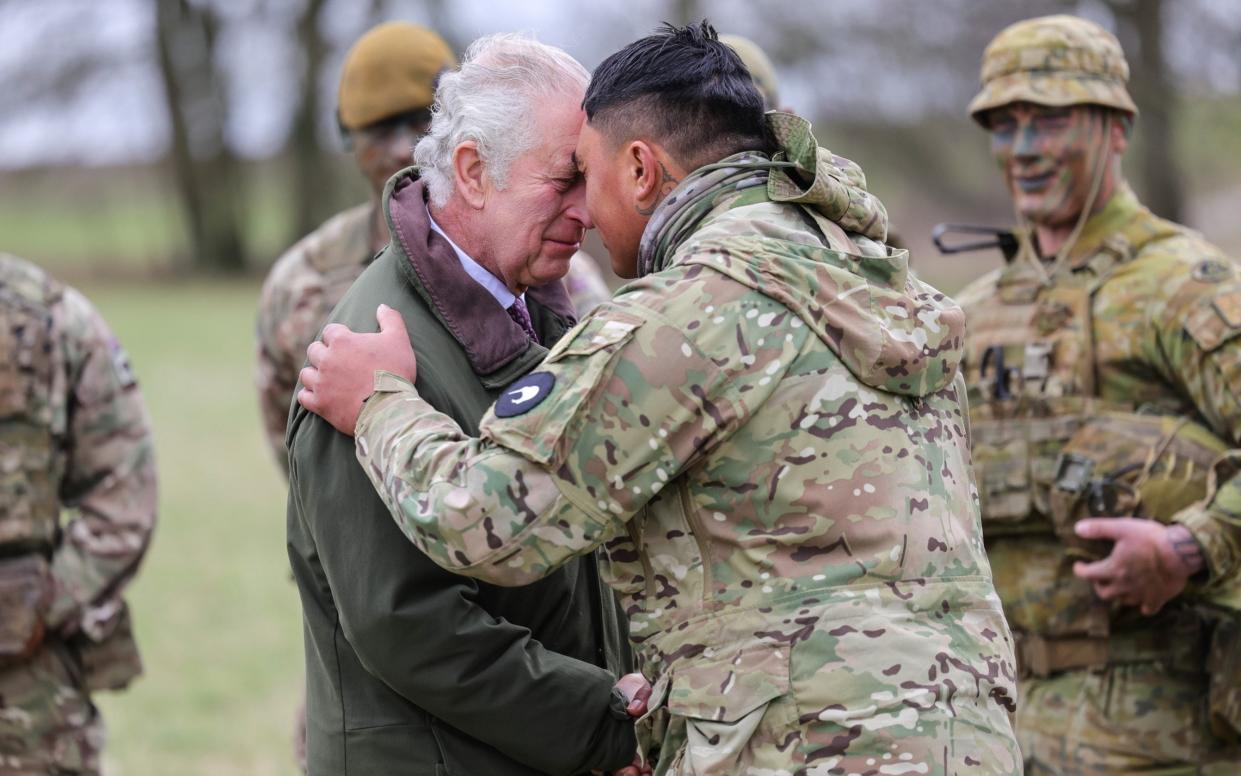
494, 372, 555, 418
1186, 288, 1241, 352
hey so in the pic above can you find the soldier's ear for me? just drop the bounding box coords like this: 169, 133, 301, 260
1111, 112, 1133, 154
629, 140, 661, 211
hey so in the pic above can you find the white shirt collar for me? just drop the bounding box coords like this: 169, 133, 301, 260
426, 205, 521, 309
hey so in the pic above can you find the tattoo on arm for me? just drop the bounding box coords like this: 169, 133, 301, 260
636, 161, 680, 216
1168, 524, 1206, 574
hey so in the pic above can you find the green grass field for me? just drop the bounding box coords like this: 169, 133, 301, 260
79, 279, 303, 776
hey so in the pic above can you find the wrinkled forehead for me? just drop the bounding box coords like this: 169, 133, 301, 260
521, 90, 586, 172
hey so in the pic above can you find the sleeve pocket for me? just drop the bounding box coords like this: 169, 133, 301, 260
483, 311, 645, 464
1186, 289, 1241, 352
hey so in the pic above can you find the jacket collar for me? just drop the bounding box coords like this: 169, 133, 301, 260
1062, 184, 1144, 269
383, 169, 577, 384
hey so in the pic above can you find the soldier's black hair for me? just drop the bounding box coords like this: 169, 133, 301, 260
583, 21, 771, 170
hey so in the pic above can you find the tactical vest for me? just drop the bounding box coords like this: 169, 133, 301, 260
0, 260, 63, 664
963, 218, 1227, 669
0, 259, 64, 551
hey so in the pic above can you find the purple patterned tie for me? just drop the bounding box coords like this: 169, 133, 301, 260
507, 297, 539, 344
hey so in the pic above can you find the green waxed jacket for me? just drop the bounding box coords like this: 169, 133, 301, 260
286, 171, 634, 776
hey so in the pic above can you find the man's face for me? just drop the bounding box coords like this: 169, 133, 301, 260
476, 92, 592, 289
352, 117, 430, 195
987, 102, 1116, 227
574, 122, 648, 278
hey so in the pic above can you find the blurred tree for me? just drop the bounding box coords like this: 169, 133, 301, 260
1110, 0, 1184, 221
154, 0, 247, 273
289, 0, 332, 239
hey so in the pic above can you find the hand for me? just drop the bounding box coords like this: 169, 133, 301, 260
297, 304, 417, 435
1073, 518, 1205, 616
607, 754, 653, 776
613, 672, 652, 717
600, 673, 655, 776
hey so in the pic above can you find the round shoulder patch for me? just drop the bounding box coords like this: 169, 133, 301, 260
1192, 258, 1233, 284
495, 371, 555, 418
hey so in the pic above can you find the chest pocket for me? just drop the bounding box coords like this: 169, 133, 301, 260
483, 310, 644, 465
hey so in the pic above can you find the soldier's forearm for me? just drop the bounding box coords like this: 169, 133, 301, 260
355, 374, 612, 585
47, 452, 157, 630
1176, 499, 1241, 588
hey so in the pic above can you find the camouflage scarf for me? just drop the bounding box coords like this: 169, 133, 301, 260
637, 112, 890, 277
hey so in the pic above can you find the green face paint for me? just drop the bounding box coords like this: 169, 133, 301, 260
987, 103, 1110, 228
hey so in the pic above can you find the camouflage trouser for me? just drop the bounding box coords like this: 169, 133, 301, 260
0, 644, 103, 775
1019, 663, 1241, 774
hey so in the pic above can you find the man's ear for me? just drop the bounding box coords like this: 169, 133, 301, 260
1111, 112, 1133, 154
628, 140, 663, 213
451, 141, 487, 209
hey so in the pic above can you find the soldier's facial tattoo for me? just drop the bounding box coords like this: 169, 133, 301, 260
988, 104, 1109, 227
636, 161, 680, 216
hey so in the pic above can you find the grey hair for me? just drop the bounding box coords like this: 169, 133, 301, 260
415, 33, 589, 208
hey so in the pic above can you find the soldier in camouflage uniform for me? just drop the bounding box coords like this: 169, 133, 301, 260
257, 23, 612, 472
0, 254, 156, 775
957, 15, 1241, 773
299, 22, 1021, 775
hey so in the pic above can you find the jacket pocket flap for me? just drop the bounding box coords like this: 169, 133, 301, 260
666, 646, 791, 723
546, 311, 645, 362
1186, 289, 1241, 352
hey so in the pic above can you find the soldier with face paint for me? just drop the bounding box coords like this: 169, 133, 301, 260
955, 14, 1241, 773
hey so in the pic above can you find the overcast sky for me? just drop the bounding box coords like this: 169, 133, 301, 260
0, 0, 1237, 169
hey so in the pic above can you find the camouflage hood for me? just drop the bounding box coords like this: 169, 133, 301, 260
639, 113, 965, 397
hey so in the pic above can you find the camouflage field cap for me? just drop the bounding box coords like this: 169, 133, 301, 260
338, 22, 457, 131
720, 34, 780, 110
968, 14, 1137, 125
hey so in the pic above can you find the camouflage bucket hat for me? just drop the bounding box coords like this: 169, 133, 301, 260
968, 14, 1137, 125
338, 22, 457, 131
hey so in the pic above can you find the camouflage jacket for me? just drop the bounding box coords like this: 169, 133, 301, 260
256, 202, 377, 473
956, 186, 1241, 614
256, 200, 613, 474
0, 254, 156, 686
352, 116, 1020, 770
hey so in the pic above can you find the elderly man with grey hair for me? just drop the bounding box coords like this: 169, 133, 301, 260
286, 34, 644, 776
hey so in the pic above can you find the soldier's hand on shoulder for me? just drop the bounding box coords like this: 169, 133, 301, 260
1072, 518, 1205, 615
298, 304, 417, 435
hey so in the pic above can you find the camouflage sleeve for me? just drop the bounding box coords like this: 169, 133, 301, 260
1156, 278, 1241, 587
255, 257, 324, 475
46, 287, 157, 632
356, 291, 806, 586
